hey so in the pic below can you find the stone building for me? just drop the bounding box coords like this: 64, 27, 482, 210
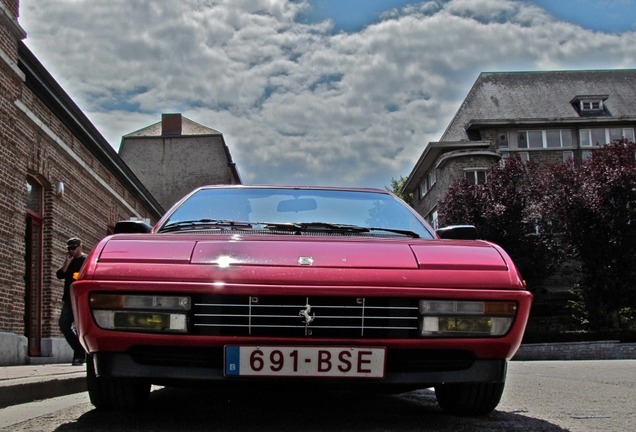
119, 113, 241, 211
403, 70, 636, 330
404, 70, 636, 229
0, 1, 162, 365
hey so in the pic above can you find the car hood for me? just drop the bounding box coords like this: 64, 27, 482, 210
85, 234, 520, 289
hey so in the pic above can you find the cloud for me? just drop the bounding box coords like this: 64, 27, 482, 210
19, 0, 636, 188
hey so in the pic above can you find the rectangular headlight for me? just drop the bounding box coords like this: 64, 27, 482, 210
419, 300, 516, 337
90, 294, 191, 333
93, 310, 188, 333
90, 294, 191, 310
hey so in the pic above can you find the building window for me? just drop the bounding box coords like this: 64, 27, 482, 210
498, 132, 509, 149
563, 151, 574, 162
518, 130, 543, 148
572, 95, 608, 116
580, 100, 603, 111
519, 152, 530, 162
547, 130, 573, 148
609, 128, 635, 142
582, 150, 593, 161
465, 170, 487, 185
419, 179, 428, 198
580, 128, 635, 147
419, 170, 437, 198
427, 209, 439, 230
428, 170, 436, 190
580, 128, 607, 147
518, 129, 572, 149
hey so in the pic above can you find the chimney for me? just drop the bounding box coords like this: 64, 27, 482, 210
161, 113, 182, 136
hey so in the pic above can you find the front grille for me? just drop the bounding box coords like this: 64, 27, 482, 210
192, 295, 419, 338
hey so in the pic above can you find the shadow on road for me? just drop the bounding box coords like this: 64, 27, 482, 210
57, 386, 568, 431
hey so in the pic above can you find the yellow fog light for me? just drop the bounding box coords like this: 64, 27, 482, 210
419, 300, 516, 337
90, 294, 191, 310
90, 294, 191, 333
93, 310, 188, 333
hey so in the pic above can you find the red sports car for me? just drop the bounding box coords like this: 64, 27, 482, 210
71, 185, 531, 415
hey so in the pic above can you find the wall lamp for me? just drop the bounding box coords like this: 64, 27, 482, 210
54, 181, 64, 198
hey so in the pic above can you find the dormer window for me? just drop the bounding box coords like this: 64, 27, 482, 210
571, 95, 609, 116
580, 100, 602, 111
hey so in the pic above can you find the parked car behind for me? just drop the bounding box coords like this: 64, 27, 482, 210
71, 185, 532, 416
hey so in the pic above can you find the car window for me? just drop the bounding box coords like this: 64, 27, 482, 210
162, 188, 434, 238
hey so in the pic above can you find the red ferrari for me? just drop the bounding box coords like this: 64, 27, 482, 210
71, 185, 531, 415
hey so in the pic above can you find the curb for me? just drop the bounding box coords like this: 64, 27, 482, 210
513, 340, 636, 361
0, 370, 86, 409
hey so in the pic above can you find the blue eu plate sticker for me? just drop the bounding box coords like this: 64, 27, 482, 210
225, 346, 240, 376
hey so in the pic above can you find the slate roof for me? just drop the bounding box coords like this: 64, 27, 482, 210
441, 69, 636, 142
124, 116, 223, 137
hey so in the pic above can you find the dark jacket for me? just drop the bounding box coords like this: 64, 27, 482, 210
56, 255, 87, 301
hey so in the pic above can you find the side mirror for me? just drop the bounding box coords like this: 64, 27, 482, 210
114, 220, 153, 234
436, 225, 479, 240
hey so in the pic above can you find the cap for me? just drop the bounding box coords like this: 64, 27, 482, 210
66, 238, 81, 248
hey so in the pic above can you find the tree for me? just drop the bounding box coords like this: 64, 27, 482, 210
438, 156, 563, 290
545, 140, 636, 330
439, 141, 636, 331
386, 176, 413, 206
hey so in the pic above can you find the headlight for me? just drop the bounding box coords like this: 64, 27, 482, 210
90, 294, 191, 333
419, 300, 516, 337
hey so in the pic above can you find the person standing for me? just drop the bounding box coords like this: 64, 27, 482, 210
56, 237, 87, 365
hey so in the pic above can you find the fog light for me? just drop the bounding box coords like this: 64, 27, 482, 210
93, 310, 188, 332
90, 294, 191, 333
419, 300, 516, 337
91, 294, 191, 310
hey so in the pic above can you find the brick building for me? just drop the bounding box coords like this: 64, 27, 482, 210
0, 1, 162, 365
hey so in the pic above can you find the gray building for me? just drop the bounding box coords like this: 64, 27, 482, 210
119, 114, 242, 211
404, 69, 636, 229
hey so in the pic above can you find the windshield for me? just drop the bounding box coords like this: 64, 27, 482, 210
160, 187, 434, 239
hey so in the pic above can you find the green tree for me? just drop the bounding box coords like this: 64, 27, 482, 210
386, 176, 413, 205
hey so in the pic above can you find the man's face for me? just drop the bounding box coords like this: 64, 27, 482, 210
68, 244, 82, 257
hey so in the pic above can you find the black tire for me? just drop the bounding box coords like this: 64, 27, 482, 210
86, 354, 151, 410
434, 382, 505, 416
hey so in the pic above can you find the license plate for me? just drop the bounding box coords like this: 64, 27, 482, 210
224, 346, 385, 378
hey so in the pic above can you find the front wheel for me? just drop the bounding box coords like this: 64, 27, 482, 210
86, 354, 151, 410
434, 382, 505, 416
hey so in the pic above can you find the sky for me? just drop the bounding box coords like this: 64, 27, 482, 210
18, 0, 636, 189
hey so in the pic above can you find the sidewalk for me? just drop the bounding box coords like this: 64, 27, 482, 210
0, 363, 86, 409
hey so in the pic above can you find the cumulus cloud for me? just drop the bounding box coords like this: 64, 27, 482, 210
19, 0, 636, 188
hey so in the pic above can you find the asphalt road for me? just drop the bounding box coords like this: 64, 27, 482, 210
1, 360, 634, 431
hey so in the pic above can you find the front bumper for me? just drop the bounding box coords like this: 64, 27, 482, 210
92, 348, 507, 389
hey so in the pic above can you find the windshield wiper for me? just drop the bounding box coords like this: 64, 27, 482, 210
261, 222, 368, 233
159, 219, 253, 233
262, 222, 419, 238
365, 227, 420, 238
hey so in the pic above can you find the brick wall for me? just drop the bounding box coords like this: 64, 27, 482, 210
0, 2, 159, 361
